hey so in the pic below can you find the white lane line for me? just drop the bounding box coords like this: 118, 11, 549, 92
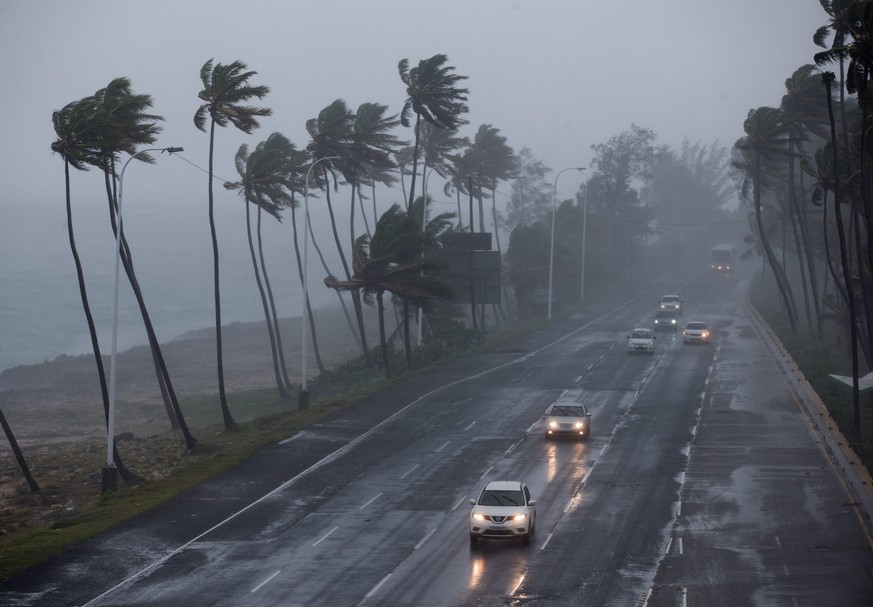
251, 570, 281, 593
364, 573, 392, 600
678, 537, 684, 555
312, 526, 338, 547
574, 375, 583, 383
464, 421, 477, 431
359, 493, 382, 510
541, 532, 554, 550
400, 464, 420, 479
665, 537, 673, 554
480, 465, 493, 479
415, 529, 436, 550
452, 496, 467, 511
436, 440, 451, 452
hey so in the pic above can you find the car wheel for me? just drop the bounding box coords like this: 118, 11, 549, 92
469, 533, 479, 548
528, 521, 536, 542
522, 531, 531, 546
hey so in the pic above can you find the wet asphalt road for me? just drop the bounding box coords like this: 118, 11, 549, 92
2, 269, 872, 606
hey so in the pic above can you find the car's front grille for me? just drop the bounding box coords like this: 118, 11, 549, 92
488, 515, 507, 523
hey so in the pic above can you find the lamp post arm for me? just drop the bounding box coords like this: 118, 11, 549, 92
547, 167, 584, 319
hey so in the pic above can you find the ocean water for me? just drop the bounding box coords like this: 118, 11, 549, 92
0, 197, 338, 372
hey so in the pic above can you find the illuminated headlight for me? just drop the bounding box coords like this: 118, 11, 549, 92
574, 422, 586, 429
702, 331, 709, 337
472, 512, 486, 521
548, 421, 559, 428
510, 514, 527, 522
671, 319, 677, 324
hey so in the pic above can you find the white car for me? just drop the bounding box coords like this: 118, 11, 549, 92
545, 402, 592, 439
627, 327, 655, 353
469, 480, 537, 546
683, 321, 711, 344
658, 294, 683, 314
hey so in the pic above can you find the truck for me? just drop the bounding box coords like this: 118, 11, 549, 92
709, 244, 735, 273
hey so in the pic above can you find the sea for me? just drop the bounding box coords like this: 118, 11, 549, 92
0, 197, 338, 373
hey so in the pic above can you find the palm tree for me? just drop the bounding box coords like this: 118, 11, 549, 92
194, 59, 271, 429
224, 133, 297, 399
733, 106, 798, 332
324, 204, 455, 378
398, 54, 470, 210
93, 78, 197, 450
51, 96, 146, 481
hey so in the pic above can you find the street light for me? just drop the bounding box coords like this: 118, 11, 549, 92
104, 146, 182, 493
580, 180, 589, 305
299, 156, 340, 411
547, 167, 584, 319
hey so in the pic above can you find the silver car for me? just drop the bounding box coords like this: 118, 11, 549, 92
469, 480, 537, 546
627, 327, 655, 353
544, 402, 591, 440
683, 321, 711, 344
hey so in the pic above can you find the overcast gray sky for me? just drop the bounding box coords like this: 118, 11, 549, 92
0, 0, 833, 369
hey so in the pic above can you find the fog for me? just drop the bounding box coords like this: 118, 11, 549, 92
0, 0, 827, 370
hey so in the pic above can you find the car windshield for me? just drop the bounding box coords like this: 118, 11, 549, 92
550, 406, 587, 417
662, 296, 679, 302
656, 311, 676, 318
630, 330, 651, 339
478, 489, 523, 506
687, 323, 707, 330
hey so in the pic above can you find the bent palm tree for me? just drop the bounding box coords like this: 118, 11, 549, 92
398, 54, 470, 210
324, 204, 455, 378
195, 59, 271, 429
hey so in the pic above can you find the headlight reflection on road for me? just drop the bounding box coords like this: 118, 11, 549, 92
468, 554, 486, 589
546, 442, 558, 481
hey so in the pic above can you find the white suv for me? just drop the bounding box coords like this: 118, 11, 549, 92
469, 480, 537, 546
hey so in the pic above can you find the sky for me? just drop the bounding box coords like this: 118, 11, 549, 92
0, 0, 833, 369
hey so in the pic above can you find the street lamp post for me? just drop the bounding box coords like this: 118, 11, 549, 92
299, 156, 340, 411
580, 181, 589, 305
104, 146, 182, 494
547, 167, 584, 319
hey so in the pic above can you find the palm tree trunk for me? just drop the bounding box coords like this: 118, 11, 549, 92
825, 73, 861, 435
377, 290, 391, 379
407, 114, 422, 211
0, 407, 39, 493
257, 206, 294, 392
65, 162, 143, 481
290, 203, 326, 374
246, 202, 290, 399
208, 120, 236, 429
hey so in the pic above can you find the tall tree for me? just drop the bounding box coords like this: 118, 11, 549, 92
225, 133, 297, 399
733, 107, 799, 332
324, 204, 455, 378
51, 96, 146, 482
505, 147, 553, 229
398, 54, 470, 210
194, 59, 271, 429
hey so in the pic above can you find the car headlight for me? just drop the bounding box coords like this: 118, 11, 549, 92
472, 512, 486, 521
671, 319, 677, 324
574, 422, 585, 429
548, 421, 558, 428
510, 514, 527, 521
703, 331, 709, 337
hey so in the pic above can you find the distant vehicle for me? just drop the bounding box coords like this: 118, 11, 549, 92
654, 309, 680, 331
627, 327, 656, 354
469, 480, 537, 546
710, 244, 735, 273
683, 321, 711, 344
545, 401, 592, 439
658, 294, 683, 314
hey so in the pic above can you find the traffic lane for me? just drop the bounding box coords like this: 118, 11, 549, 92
361, 415, 598, 607
515, 318, 718, 605
646, 310, 873, 605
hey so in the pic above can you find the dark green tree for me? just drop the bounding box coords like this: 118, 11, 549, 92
194, 59, 271, 429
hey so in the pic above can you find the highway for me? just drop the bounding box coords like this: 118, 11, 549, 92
3, 269, 871, 606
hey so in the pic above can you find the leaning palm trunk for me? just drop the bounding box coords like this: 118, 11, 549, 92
246, 202, 290, 399
207, 120, 236, 429
0, 407, 39, 493
377, 290, 392, 379
64, 163, 142, 482
321, 168, 370, 362
290, 203, 326, 374
824, 72, 861, 435
257, 206, 294, 392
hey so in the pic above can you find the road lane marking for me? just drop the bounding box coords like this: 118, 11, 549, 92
678, 537, 683, 555
436, 440, 451, 452
452, 496, 467, 511
363, 573, 392, 600
415, 529, 436, 549
251, 570, 281, 593
541, 532, 554, 549
359, 493, 382, 510
312, 526, 338, 547
480, 465, 493, 479
464, 421, 477, 431
400, 464, 420, 479
665, 537, 673, 554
